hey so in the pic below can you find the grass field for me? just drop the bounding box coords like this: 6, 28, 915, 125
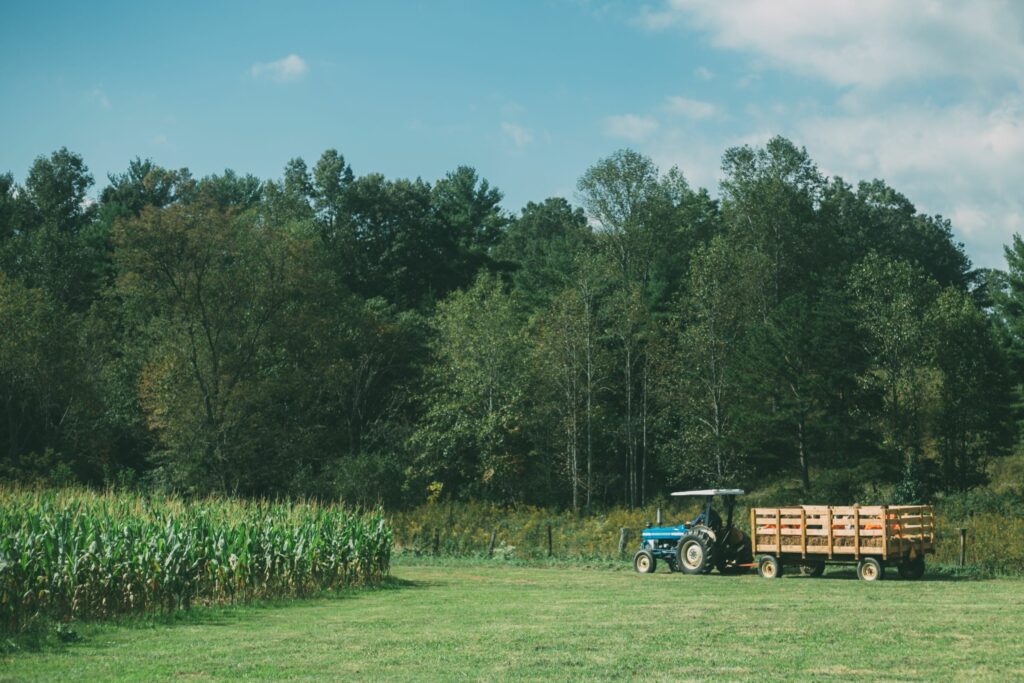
4, 563, 1023, 682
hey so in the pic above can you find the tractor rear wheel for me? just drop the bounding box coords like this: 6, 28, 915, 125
757, 555, 782, 579
676, 530, 717, 575
633, 549, 657, 574
857, 557, 885, 581
897, 556, 925, 580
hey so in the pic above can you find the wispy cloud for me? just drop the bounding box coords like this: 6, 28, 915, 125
250, 54, 309, 83
151, 134, 168, 146
603, 114, 659, 142
664, 96, 717, 119
693, 66, 714, 81
636, 0, 1024, 88
91, 87, 111, 109
501, 122, 533, 148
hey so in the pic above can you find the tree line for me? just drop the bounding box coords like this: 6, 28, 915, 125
2, 137, 1023, 508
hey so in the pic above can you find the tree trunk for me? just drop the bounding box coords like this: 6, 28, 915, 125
798, 413, 810, 492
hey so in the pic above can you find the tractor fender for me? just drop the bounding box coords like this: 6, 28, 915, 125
686, 524, 717, 544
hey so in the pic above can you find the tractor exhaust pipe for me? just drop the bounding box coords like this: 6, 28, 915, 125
656, 508, 662, 525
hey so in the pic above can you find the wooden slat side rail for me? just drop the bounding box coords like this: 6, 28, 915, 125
882, 505, 888, 560
801, 508, 807, 558
822, 506, 885, 515
826, 507, 833, 558
854, 507, 860, 559
750, 506, 756, 553
775, 508, 781, 554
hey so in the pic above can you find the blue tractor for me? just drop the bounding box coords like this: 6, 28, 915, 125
632, 489, 753, 575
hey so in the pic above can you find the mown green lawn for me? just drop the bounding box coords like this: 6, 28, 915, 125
4, 563, 1023, 681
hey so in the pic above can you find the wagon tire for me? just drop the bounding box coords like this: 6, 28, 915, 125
757, 554, 782, 579
799, 561, 826, 577
897, 556, 925, 580
633, 549, 657, 574
857, 557, 884, 581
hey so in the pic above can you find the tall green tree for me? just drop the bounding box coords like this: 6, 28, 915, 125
930, 288, 1013, 489
848, 253, 939, 470
656, 237, 770, 487
577, 149, 667, 289
9, 149, 106, 311
494, 197, 591, 311
114, 201, 315, 492
411, 275, 531, 502
0, 273, 85, 478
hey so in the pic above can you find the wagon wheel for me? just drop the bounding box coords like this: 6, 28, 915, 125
757, 555, 782, 579
856, 557, 884, 581
717, 531, 752, 575
897, 556, 925, 580
798, 561, 825, 577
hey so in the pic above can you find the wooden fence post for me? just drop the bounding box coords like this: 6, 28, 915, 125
546, 523, 553, 557
959, 528, 967, 567
488, 529, 497, 558
618, 528, 630, 556
432, 528, 440, 556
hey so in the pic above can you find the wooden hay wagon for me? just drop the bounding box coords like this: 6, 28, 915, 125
750, 504, 935, 581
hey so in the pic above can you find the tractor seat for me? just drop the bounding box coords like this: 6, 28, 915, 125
691, 508, 722, 531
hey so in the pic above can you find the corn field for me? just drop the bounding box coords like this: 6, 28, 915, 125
0, 488, 392, 633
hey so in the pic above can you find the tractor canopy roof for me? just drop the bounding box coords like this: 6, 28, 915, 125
670, 489, 745, 497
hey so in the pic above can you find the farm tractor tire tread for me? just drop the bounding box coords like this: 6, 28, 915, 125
676, 528, 718, 575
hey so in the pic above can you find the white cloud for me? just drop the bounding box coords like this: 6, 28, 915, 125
250, 54, 309, 83
638, 0, 1024, 88
603, 114, 659, 142
151, 134, 168, 146
501, 122, 533, 148
693, 66, 713, 81
91, 87, 111, 109
794, 96, 1024, 266
664, 95, 717, 119
627, 0, 1024, 267
602, 93, 1024, 267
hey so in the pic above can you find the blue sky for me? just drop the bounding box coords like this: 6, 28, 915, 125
2, 0, 1022, 267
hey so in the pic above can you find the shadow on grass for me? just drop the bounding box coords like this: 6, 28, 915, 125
661, 566, 986, 582
804, 568, 982, 582
2, 574, 425, 656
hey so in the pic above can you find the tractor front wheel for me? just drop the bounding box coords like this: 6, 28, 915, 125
758, 555, 783, 579
633, 549, 657, 574
676, 531, 716, 575
857, 557, 885, 581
